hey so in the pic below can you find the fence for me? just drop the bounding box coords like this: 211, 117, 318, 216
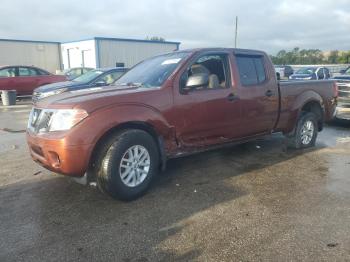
291, 64, 350, 75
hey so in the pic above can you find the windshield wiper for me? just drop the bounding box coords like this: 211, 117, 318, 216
116, 82, 144, 87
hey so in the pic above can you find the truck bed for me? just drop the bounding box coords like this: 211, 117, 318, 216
275, 80, 336, 133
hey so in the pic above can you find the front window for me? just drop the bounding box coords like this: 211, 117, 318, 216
296, 68, 316, 74
0, 67, 16, 78
115, 52, 190, 88
73, 70, 104, 82
344, 68, 350, 75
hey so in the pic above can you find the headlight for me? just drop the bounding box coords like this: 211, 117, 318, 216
38, 88, 68, 99
49, 109, 88, 131
28, 108, 88, 133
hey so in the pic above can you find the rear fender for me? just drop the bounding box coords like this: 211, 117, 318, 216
285, 90, 324, 134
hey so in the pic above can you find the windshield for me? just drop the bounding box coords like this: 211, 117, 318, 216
296, 68, 316, 74
115, 52, 190, 88
73, 70, 104, 82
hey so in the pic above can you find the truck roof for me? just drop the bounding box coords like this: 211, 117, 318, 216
176, 47, 267, 56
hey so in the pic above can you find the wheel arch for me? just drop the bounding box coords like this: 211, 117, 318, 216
88, 121, 167, 180
300, 100, 324, 131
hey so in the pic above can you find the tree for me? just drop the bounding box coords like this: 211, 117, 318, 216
327, 50, 339, 64
338, 51, 350, 64
270, 47, 347, 65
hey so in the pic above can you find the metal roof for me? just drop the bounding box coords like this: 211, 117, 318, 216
61, 37, 180, 46
0, 38, 60, 44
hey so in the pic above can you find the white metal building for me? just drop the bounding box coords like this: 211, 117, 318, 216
0, 39, 61, 73
61, 37, 181, 69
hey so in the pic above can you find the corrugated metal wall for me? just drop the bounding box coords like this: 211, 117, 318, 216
0, 40, 61, 73
97, 39, 179, 68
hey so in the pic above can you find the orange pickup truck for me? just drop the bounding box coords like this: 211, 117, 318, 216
27, 48, 337, 200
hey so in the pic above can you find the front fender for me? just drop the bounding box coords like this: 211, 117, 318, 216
65, 103, 176, 150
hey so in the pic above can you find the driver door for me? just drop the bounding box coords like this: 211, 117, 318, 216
173, 52, 242, 147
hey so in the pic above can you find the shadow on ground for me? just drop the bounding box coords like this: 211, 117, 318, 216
0, 133, 326, 262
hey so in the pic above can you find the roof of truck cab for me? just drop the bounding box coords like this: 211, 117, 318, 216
176, 47, 267, 55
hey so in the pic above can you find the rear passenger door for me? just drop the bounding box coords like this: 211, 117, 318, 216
234, 54, 279, 136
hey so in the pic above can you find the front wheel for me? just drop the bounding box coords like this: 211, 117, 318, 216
286, 112, 318, 149
96, 129, 159, 201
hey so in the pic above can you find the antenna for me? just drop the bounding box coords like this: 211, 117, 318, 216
235, 16, 238, 48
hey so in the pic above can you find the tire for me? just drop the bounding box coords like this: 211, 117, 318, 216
96, 129, 159, 201
286, 112, 318, 149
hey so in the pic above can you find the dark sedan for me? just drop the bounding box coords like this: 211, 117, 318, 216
289, 67, 331, 80
33, 67, 128, 101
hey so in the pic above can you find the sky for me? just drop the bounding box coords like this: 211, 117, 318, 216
1, 0, 350, 54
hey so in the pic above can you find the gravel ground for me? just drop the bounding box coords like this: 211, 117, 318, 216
0, 102, 350, 262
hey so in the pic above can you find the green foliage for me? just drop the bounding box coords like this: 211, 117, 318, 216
270, 47, 350, 65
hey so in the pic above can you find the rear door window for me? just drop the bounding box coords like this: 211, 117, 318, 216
36, 69, 49, 75
236, 55, 267, 86
19, 67, 38, 76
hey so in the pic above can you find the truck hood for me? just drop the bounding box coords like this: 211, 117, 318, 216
35, 85, 159, 112
333, 75, 350, 80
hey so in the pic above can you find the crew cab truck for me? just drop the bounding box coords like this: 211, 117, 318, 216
27, 48, 337, 201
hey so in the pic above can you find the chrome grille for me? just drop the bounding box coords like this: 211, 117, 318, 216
335, 80, 350, 101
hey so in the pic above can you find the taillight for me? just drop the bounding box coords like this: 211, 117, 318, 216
333, 81, 338, 97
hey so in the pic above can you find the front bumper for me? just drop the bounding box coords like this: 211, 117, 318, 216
26, 131, 93, 177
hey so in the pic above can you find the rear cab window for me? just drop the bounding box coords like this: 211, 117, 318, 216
235, 55, 267, 86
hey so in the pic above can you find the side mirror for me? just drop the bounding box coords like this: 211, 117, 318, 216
95, 80, 107, 87
340, 69, 346, 74
184, 73, 209, 90
276, 72, 281, 81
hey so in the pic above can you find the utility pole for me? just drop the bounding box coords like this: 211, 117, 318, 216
234, 16, 238, 48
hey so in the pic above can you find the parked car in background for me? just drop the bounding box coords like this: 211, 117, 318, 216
27, 48, 337, 201
61, 67, 94, 80
339, 66, 350, 75
274, 65, 294, 79
33, 67, 128, 101
289, 67, 331, 80
0, 65, 67, 96
332, 67, 350, 120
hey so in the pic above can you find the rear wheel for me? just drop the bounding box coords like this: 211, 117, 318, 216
96, 129, 159, 201
286, 112, 318, 149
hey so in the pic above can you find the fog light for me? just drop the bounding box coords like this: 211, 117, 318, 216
48, 151, 60, 168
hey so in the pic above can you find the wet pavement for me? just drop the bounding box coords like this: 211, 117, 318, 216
0, 103, 350, 262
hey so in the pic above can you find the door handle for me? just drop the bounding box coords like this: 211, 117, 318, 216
227, 93, 239, 102
265, 90, 274, 97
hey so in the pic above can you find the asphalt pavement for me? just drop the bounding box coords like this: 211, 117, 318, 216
0, 102, 350, 261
